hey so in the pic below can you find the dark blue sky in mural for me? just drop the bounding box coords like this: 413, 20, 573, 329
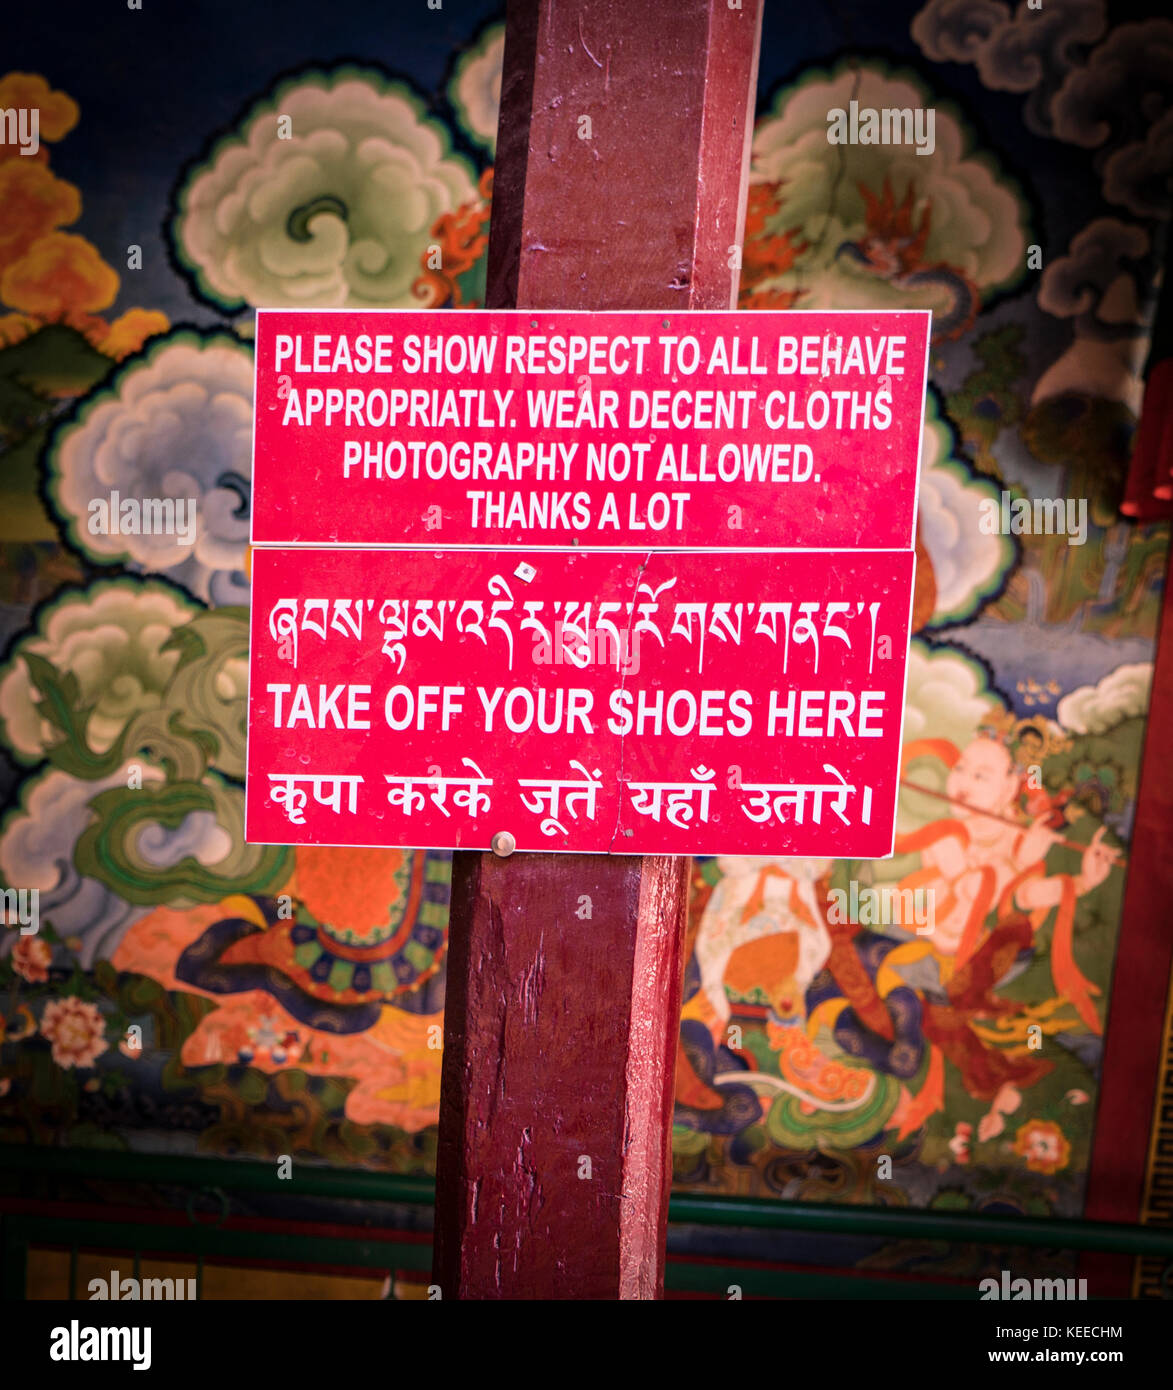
7, 0, 1132, 325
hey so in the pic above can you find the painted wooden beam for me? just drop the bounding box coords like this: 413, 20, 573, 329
433, 0, 763, 1299
486, 0, 762, 315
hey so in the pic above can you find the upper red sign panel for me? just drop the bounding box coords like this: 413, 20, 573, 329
251, 309, 930, 550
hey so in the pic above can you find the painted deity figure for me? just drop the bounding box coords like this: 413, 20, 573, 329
686, 856, 833, 1042
917, 733, 1113, 958
817, 731, 1117, 1141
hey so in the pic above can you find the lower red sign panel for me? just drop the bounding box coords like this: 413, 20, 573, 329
246, 547, 915, 856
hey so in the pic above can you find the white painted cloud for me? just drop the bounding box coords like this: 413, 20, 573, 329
1057, 662, 1152, 734
174, 69, 477, 310
49, 334, 253, 604
749, 64, 1026, 326
449, 24, 504, 153
0, 765, 158, 966
917, 402, 1014, 626
0, 581, 196, 763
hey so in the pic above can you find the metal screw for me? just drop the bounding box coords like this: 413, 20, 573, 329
491, 831, 516, 858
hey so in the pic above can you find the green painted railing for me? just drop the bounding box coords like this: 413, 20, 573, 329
0, 1146, 434, 1205
2, 1144, 1170, 1299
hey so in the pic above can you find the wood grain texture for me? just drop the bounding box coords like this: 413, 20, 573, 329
433, 851, 688, 1298
486, 0, 762, 314
434, 0, 763, 1299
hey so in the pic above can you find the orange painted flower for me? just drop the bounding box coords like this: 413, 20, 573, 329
11, 935, 52, 984
0, 230, 118, 322
0, 161, 80, 269
0, 73, 79, 150
0, 311, 37, 345
39, 996, 108, 1069
93, 308, 170, 360
1012, 1119, 1071, 1175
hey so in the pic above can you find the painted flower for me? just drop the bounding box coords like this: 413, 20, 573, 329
39, 996, 108, 1069
1065, 1089, 1090, 1105
1012, 1119, 1071, 1175
948, 1121, 973, 1164
11, 936, 52, 984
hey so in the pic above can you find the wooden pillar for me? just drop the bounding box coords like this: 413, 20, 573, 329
433, 0, 763, 1300
1081, 541, 1173, 1294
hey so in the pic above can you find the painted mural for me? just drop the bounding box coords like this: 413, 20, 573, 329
0, 1, 1169, 1224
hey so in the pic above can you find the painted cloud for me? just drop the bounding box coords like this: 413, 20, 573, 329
0, 580, 195, 763
1057, 662, 1152, 735
173, 68, 477, 311
0, 766, 158, 966
913, 2, 1173, 220
917, 396, 1014, 627
749, 63, 1027, 330
48, 333, 253, 605
449, 24, 504, 153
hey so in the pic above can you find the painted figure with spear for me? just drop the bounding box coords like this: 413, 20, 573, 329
812, 723, 1121, 1144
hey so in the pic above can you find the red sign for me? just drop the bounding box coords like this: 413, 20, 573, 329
251, 309, 930, 550
245, 546, 915, 856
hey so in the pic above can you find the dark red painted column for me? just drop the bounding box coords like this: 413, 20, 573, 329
432, 0, 763, 1299
1082, 539, 1173, 1295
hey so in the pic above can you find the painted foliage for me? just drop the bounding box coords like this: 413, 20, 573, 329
0, 2, 1169, 1222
